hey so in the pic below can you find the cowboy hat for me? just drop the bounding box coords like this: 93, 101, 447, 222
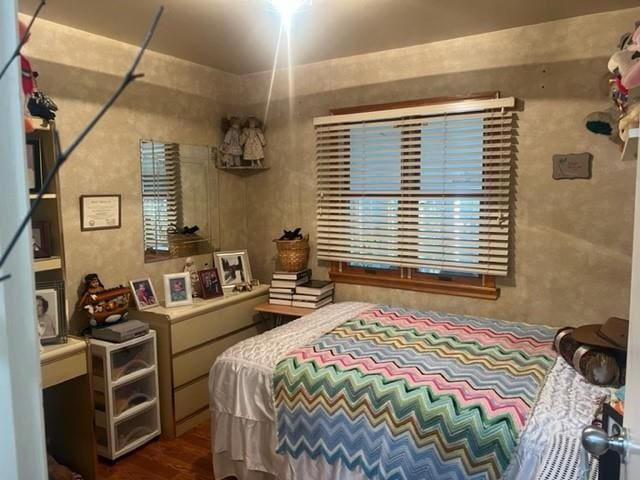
570, 317, 628, 351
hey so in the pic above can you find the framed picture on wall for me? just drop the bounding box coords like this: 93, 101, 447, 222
80, 194, 122, 231
26, 136, 43, 194
163, 272, 193, 308
214, 250, 252, 287
129, 277, 159, 310
35, 281, 67, 345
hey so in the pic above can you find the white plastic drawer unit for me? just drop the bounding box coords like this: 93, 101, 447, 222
110, 336, 155, 381
114, 402, 159, 454
91, 331, 161, 460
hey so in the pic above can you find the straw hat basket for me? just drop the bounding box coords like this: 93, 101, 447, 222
274, 234, 309, 272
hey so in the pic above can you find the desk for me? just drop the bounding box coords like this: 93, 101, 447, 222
254, 302, 316, 327
40, 337, 96, 480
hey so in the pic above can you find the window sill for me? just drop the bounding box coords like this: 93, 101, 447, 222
329, 267, 499, 300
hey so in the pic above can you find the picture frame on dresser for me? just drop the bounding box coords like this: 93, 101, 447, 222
130, 277, 159, 310
163, 272, 193, 307
214, 250, 252, 288
198, 268, 223, 299
36, 281, 67, 345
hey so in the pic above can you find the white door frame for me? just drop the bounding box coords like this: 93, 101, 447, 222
625, 127, 640, 477
0, 1, 48, 478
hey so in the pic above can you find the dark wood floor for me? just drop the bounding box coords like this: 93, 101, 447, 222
97, 422, 215, 480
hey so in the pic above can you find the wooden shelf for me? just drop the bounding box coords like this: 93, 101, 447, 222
254, 302, 316, 318
216, 166, 270, 177
33, 256, 62, 272
622, 127, 640, 162
30, 192, 57, 200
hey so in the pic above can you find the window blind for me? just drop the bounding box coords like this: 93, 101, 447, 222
314, 97, 515, 276
140, 141, 182, 253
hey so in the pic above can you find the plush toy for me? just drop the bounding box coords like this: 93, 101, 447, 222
220, 116, 243, 167
617, 101, 640, 143
608, 23, 640, 92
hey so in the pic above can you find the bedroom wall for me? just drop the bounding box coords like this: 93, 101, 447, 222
22, 18, 247, 333
239, 7, 640, 327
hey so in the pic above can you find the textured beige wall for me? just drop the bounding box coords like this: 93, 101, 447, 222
23, 18, 248, 333
23, 7, 639, 332
241, 7, 640, 327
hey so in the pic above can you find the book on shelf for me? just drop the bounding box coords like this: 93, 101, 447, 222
269, 293, 294, 300
269, 287, 295, 294
295, 280, 335, 296
291, 296, 333, 309
269, 298, 293, 306
292, 290, 334, 302
271, 275, 310, 289
272, 269, 311, 281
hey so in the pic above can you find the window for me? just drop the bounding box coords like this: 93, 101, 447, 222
140, 141, 182, 256
315, 96, 515, 299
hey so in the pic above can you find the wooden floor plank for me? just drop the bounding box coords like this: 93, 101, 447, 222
97, 422, 215, 480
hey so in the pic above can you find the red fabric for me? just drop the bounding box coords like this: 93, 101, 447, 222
20, 54, 35, 95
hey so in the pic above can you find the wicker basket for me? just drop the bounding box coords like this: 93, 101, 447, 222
274, 235, 309, 272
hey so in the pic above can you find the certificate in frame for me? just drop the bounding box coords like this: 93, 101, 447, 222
80, 194, 122, 231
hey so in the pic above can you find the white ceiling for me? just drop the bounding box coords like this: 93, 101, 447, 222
18, 0, 640, 74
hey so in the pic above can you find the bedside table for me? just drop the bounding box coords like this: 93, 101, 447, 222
254, 302, 315, 327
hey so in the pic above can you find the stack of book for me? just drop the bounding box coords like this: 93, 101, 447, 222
292, 280, 335, 309
269, 269, 311, 306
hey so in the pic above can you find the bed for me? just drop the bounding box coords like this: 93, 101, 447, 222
209, 302, 606, 480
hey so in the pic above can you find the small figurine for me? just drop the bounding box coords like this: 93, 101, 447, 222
240, 116, 266, 167
220, 116, 243, 167
78, 273, 130, 326
183, 256, 201, 297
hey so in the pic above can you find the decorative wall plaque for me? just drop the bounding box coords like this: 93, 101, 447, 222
552, 153, 592, 180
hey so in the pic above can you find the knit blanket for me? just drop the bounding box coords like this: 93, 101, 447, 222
273, 305, 557, 480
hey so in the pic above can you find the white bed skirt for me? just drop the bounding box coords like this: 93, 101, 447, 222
210, 302, 607, 480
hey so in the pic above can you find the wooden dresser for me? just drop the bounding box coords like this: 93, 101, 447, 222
132, 285, 269, 437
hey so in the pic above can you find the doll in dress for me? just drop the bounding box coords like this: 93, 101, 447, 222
220, 116, 243, 167
240, 116, 266, 167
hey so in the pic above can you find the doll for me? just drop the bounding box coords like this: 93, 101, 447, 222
220, 116, 243, 167
183, 256, 201, 297
240, 116, 266, 167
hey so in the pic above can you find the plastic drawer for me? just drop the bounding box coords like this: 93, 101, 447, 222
110, 338, 154, 381
115, 404, 159, 453
113, 371, 157, 417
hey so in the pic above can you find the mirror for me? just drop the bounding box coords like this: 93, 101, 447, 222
140, 140, 216, 262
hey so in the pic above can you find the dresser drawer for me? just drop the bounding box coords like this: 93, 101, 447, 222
174, 376, 209, 422
171, 294, 266, 353
172, 323, 260, 387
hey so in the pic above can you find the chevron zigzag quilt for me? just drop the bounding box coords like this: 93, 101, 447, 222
273, 305, 557, 480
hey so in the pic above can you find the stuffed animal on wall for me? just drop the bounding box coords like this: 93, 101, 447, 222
618, 101, 640, 143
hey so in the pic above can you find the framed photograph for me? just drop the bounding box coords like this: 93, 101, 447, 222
80, 194, 122, 231
32, 221, 50, 258
35, 281, 67, 345
163, 272, 193, 307
129, 277, 159, 310
214, 250, 252, 287
198, 268, 223, 299
26, 136, 43, 194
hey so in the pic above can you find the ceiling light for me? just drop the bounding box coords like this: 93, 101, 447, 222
270, 0, 310, 29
